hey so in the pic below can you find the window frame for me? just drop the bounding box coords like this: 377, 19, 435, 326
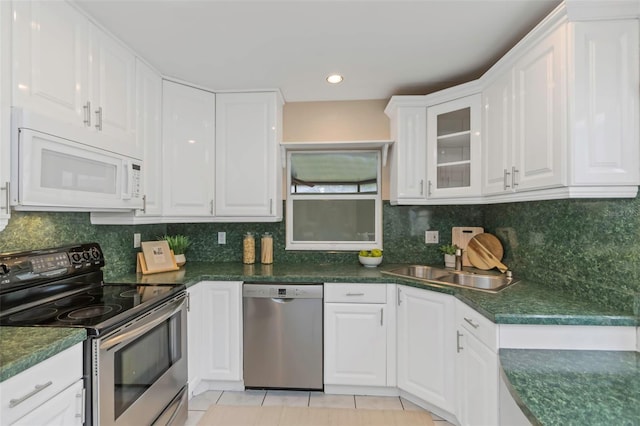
285, 149, 383, 251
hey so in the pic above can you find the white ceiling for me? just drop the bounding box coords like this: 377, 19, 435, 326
74, 0, 562, 103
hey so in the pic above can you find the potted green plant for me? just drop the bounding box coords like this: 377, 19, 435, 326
159, 235, 191, 266
439, 244, 459, 268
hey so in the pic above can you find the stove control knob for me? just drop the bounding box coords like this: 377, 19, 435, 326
0, 263, 9, 275
90, 247, 100, 260
71, 253, 82, 263
82, 252, 91, 261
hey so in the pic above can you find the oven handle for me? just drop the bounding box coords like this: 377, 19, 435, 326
100, 295, 185, 351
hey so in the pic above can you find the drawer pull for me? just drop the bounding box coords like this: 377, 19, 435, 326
9, 381, 53, 408
464, 317, 480, 329
457, 331, 464, 353
345, 292, 365, 296
380, 308, 383, 326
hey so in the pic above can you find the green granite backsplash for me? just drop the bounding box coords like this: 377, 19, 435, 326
483, 197, 640, 315
0, 197, 638, 315
0, 211, 166, 280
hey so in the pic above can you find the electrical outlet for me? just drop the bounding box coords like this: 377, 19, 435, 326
218, 232, 226, 244
133, 233, 141, 248
425, 230, 439, 244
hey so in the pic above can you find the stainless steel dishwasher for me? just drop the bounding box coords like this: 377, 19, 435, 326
243, 282, 323, 390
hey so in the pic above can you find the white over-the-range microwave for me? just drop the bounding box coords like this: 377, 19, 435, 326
10, 108, 143, 211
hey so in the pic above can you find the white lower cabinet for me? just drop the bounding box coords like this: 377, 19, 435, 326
324, 283, 395, 390
0, 344, 84, 426
455, 300, 498, 426
397, 286, 456, 415
187, 281, 243, 395
11, 379, 84, 426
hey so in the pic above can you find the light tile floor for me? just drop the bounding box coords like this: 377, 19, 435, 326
184, 390, 455, 426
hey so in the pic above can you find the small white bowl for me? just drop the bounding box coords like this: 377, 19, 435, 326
359, 255, 383, 267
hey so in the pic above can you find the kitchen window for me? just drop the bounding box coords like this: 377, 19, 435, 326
286, 150, 382, 251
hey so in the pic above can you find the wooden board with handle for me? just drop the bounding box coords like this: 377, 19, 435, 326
466, 233, 508, 272
452, 227, 484, 266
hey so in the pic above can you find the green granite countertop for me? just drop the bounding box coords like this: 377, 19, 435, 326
109, 261, 638, 326
500, 349, 640, 426
0, 327, 86, 382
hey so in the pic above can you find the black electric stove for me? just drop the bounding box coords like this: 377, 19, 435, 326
0, 242, 185, 335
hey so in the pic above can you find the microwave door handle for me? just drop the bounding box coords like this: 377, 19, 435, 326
122, 161, 132, 200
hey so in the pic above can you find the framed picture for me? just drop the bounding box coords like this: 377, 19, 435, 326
138, 241, 179, 274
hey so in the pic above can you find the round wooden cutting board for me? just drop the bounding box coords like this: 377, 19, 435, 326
466, 233, 506, 271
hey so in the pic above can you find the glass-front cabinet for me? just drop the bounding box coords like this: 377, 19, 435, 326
426, 94, 481, 198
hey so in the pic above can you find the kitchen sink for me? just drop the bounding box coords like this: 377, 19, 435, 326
382, 265, 519, 292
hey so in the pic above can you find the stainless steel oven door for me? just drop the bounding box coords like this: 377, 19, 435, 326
93, 293, 187, 426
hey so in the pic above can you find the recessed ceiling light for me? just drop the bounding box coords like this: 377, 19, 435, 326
326, 74, 344, 84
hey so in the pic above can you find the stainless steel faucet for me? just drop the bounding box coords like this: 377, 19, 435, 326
455, 248, 463, 271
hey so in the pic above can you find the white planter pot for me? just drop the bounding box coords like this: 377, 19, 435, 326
444, 254, 455, 268
174, 253, 186, 267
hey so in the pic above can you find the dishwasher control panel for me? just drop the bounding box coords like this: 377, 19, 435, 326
243, 283, 323, 299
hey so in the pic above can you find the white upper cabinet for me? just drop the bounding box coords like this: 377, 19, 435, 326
511, 24, 566, 192
215, 92, 282, 220
386, 103, 427, 204
135, 59, 163, 217
89, 25, 137, 157
569, 20, 639, 187
162, 80, 215, 217
0, 1, 11, 232
12, 1, 89, 127
483, 25, 566, 196
426, 95, 481, 198
12, 0, 139, 159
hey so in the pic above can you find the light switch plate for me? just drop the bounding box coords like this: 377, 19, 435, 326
133, 233, 141, 248
218, 232, 226, 244
425, 230, 439, 244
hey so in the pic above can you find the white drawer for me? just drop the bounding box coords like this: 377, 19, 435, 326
456, 300, 497, 350
324, 283, 388, 303
1, 343, 83, 425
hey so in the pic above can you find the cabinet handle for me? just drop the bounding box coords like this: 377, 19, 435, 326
83, 101, 91, 126
345, 292, 365, 296
76, 387, 86, 422
512, 166, 519, 188
503, 169, 511, 191
380, 308, 384, 326
210, 200, 214, 215
9, 381, 53, 408
456, 331, 463, 353
419, 179, 424, 195
186, 292, 191, 312
464, 317, 480, 329
95, 106, 103, 131
427, 180, 432, 197
1, 182, 9, 213
142, 194, 147, 214
397, 287, 402, 306
269, 198, 273, 214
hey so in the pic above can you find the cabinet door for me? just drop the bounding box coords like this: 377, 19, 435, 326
397, 286, 455, 413
12, 379, 84, 426
570, 20, 639, 186
135, 60, 163, 216
12, 0, 89, 127
0, 1, 10, 232
90, 26, 137, 157
482, 74, 514, 195
512, 25, 566, 192
215, 92, 281, 218
200, 281, 243, 382
324, 303, 387, 386
162, 81, 215, 217
426, 95, 481, 198
457, 327, 498, 426
389, 107, 427, 202
187, 284, 203, 397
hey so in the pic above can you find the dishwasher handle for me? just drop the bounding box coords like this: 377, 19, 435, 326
271, 298, 294, 303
